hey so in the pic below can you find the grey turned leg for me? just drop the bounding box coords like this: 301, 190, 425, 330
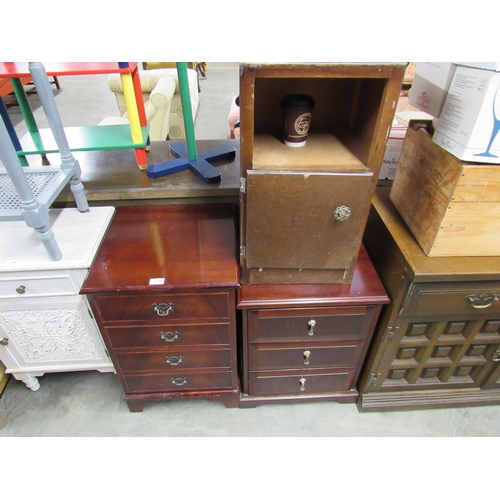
0, 115, 63, 261
29, 62, 89, 213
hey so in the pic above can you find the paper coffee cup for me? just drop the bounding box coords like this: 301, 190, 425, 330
280, 94, 315, 147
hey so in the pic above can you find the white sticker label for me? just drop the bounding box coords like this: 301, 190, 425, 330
149, 278, 165, 285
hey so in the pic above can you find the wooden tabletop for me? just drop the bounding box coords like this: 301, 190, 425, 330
238, 245, 390, 309
0, 207, 114, 272
81, 203, 240, 294
49, 139, 241, 207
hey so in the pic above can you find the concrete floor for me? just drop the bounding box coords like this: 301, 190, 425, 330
1, 63, 500, 439
2, 369, 500, 436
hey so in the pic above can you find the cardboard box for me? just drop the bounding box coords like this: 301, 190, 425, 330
379, 123, 407, 179
409, 62, 457, 117
390, 123, 500, 257
432, 65, 500, 163
454, 62, 500, 71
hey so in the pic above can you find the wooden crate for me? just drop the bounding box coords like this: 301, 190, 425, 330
390, 123, 500, 256
0, 360, 8, 397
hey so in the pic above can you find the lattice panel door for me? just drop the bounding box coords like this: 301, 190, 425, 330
370, 317, 500, 391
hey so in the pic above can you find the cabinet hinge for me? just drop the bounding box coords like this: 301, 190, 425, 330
240, 246, 246, 258
368, 373, 380, 386
240, 177, 246, 193
386, 326, 399, 342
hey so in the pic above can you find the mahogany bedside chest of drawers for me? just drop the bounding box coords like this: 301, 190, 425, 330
359, 188, 500, 411
81, 204, 241, 412
237, 246, 390, 407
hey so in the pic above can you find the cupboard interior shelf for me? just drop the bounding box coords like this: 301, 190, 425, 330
252, 133, 369, 172
250, 77, 389, 170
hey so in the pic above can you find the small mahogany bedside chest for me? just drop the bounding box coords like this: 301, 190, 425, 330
81, 204, 241, 412
237, 246, 390, 407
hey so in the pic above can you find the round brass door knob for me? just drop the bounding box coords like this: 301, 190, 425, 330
334, 206, 351, 221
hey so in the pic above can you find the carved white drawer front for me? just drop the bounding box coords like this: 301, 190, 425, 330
0, 274, 79, 299
0, 297, 104, 364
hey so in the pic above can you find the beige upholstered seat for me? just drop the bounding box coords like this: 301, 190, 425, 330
100, 69, 199, 141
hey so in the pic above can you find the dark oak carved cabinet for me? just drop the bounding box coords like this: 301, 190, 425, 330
359, 189, 500, 411
81, 204, 241, 412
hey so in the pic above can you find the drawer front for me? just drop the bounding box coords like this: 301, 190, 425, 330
115, 348, 232, 372
93, 291, 231, 323
248, 306, 376, 343
124, 371, 234, 393
402, 282, 500, 317
104, 323, 232, 349
248, 341, 365, 370
0, 275, 78, 298
248, 368, 356, 396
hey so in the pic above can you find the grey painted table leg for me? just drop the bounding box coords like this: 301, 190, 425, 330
28, 62, 89, 213
0, 117, 62, 261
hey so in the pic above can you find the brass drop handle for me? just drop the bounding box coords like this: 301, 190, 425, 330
333, 205, 351, 222
159, 331, 179, 342
303, 350, 311, 365
171, 377, 187, 386
466, 293, 500, 309
299, 377, 306, 392
493, 350, 500, 362
308, 319, 316, 336
165, 355, 183, 366
152, 302, 174, 316
16, 285, 26, 294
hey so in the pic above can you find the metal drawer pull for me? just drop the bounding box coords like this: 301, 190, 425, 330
465, 293, 500, 309
299, 377, 306, 391
152, 302, 174, 316
171, 377, 187, 386
303, 350, 311, 365
493, 350, 500, 362
159, 331, 179, 342
165, 355, 183, 366
308, 319, 316, 336
333, 205, 351, 222
0, 338, 8, 346
16, 285, 26, 294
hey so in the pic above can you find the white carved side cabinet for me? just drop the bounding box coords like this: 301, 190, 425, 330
0, 206, 115, 391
